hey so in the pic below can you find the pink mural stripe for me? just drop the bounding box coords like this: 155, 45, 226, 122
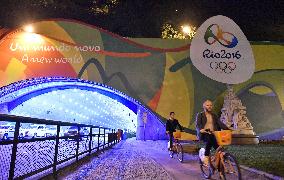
8, 18, 191, 53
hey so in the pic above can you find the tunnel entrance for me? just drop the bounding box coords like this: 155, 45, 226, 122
0, 77, 167, 140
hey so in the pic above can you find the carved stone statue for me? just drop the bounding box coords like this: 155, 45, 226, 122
220, 86, 255, 135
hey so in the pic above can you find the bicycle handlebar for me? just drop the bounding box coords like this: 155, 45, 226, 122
203, 129, 232, 134
204, 129, 213, 134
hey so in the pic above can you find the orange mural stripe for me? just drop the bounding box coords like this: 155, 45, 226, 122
96, 50, 151, 58
148, 87, 163, 111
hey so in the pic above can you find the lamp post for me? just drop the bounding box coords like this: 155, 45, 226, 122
142, 112, 147, 141
182, 25, 192, 35
181, 24, 196, 39
24, 25, 34, 33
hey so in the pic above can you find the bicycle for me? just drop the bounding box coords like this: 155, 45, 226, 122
199, 130, 241, 180
168, 130, 184, 162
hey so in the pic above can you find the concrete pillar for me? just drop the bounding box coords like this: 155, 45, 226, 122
136, 106, 167, 140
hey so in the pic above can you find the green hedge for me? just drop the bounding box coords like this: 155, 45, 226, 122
227, 141, 284, 177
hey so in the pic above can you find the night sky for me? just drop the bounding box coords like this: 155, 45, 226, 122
0, 0, 283, 41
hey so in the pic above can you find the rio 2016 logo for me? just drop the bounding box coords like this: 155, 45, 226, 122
204, 24, 238, 48
190, 15, 255, 84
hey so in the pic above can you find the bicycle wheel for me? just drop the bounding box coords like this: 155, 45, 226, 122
222, 152, 242, 180
176, 143, 184, 162
199, 148, 212, 179
199, 158, 213, 179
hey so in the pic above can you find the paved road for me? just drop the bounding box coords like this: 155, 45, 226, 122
59, 138, 275, 180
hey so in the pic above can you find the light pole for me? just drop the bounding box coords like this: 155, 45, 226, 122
181, 24, 196, 39
182, 25, 192, 35
142, 112, 147, 141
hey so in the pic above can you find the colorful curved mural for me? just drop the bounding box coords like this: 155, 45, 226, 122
0, 19, 283, 138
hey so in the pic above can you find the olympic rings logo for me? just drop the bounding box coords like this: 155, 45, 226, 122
209, 61, 236, 74
204, 24, 238, 48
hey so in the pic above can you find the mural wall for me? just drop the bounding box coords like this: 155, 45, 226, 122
0, 19, 283, 138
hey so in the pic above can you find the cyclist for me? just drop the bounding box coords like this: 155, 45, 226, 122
166, 112, 183, 150
195, 100, 229, 165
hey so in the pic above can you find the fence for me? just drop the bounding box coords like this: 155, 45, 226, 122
0, 114, 119, 180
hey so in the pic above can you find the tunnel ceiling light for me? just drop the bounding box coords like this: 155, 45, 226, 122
7, 78, 139, 131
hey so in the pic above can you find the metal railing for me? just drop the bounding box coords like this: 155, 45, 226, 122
0, 114, 119, 180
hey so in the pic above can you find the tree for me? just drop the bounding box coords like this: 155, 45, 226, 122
0, 0, 120, 28
161, 22, 196, 40
88, 0, 119, 15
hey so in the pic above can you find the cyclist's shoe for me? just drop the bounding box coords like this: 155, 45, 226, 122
203, 156, 209, 167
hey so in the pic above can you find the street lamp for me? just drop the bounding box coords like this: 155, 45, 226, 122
24, 25, 34, 33
181, 25, 192, 35
181, 24, 196, 39
21, 25, 43, 43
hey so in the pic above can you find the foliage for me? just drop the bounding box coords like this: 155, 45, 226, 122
161, 23, 196, 40
227, 142, 284, 177
28, 0, 120, 15
89, 0, 119, 15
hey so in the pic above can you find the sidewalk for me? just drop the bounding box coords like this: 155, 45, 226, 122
62, 139, 173, 179
59, 138, 276, 180
133, 139, 272, 180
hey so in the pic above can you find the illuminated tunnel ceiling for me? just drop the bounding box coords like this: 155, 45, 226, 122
0, 77, 140, 131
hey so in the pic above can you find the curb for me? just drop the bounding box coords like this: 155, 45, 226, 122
240, 165, 283, 180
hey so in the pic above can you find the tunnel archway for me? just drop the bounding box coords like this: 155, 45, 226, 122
0, 77, 167, 140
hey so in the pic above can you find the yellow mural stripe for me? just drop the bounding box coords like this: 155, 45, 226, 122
155, 53, 190, 127
6, 58, 27, 85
